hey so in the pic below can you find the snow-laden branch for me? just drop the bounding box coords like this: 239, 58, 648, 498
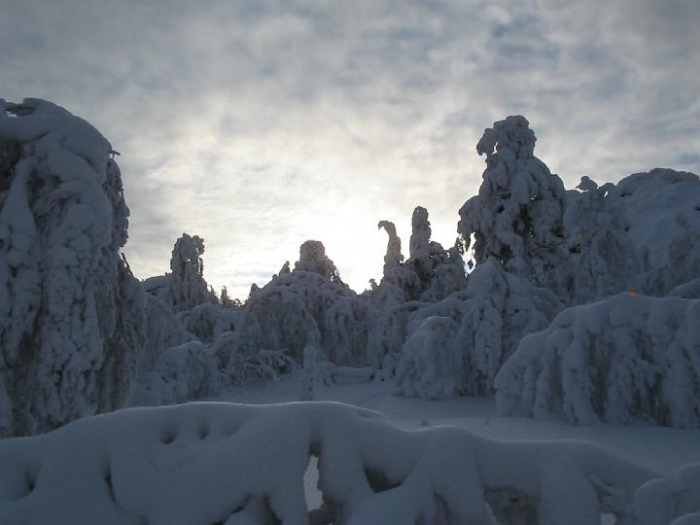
2, 401, 694, 525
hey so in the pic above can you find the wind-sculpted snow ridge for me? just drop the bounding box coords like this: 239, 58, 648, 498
3, 401, 697, 525
496, 293, 700, 428
0, 98, 146, 437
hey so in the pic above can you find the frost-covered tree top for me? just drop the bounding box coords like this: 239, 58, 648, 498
293, 239, 341, 282
166, 233, 217, 312
409, 206, 431, 265
171, 233, 205, 277
376, 219, 416, 295
459, 116, 566, 285
0, 98, 145, 437
378, 220, 403, 268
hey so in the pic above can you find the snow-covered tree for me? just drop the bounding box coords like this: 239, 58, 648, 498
394, 259, 562, 398
616, 168, 700, 296
293, 239, 341, 282
236, 241, 369, 366
166, 233, 218, 312
139, 294, 195, 373
365, 300, 417, 373
419, 239, 468, 302
378, 220, 403, 270
368, 220, 415, 311
403, 206, 466, 301
562, 176, 641, 303
377, 220, 412, 289
177, 302, 239, 343
458, 115, 567, 288
496, 293, 700, 428
408, 206, 433, 283
219, 286, 237, 308
0, 98, 146, 436
394, 316, 462, 399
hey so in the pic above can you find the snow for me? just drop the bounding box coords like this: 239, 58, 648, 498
496, 293, 700, 428
0, 99, 146, 436
617, 168, 699, 271
395, 316, 462, 399
1, 100, 700, 523
459, 115, 567, 288
1, 378, 699, 524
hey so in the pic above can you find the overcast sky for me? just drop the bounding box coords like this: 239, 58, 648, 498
2, 0, 699, 299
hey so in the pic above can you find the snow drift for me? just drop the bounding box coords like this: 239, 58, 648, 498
3, 400, 697, 525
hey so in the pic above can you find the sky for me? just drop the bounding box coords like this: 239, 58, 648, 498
2, 0, 699, 300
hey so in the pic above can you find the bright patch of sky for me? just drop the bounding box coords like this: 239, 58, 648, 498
2, 0, 699, 299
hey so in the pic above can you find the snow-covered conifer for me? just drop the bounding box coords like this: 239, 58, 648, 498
377, 220, 408, 287
403, 206, 467, 301
562, 176, 641, 303
389, 258, 560, 398
395, 316, 462, 399
293, 239, 340, 282
458, 116, 566, 288
166, 233, 218, 312
617, 169, 700, 296
237, 241, 368, 365
496, 293, 700, 428
0, 99, 146, 436
408, 206, 433, 282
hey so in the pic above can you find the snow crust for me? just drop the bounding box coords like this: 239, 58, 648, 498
2, 400, 691, 525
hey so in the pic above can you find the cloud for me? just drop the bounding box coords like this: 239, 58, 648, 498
2, 0, 698, 298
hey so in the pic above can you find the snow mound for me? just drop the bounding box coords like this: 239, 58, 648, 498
0, 401, 669, 525
496, 293, 700, 428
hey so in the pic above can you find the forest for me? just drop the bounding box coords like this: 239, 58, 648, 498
0, 98, 699, 524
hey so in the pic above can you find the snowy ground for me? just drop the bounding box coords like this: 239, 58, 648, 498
217, 374, 700, 479
2, 374, 699, 524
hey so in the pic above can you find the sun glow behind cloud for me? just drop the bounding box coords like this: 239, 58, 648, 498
2, 0, 699, 299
